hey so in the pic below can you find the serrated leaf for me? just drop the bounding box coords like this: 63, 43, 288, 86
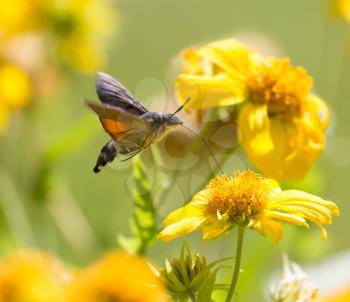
197, 270, 218, 302
117, 156, 157, 255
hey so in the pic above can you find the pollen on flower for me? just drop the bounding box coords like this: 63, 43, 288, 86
247, 58, 313, 117
204, 171, 271, 223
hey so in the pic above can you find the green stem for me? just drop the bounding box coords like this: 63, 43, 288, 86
225, 227, 245, 302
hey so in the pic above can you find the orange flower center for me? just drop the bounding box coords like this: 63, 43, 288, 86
247, 58, 313, 117
204, 171, 271, 223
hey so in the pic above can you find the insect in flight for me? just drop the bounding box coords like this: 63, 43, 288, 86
85, 72, 223, 174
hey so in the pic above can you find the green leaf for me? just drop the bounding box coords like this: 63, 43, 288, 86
117, 156, 157, 255
196, 270, 218, 302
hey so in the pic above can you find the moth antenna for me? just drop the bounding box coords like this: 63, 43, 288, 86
181, 124, 224, 174
171, 97, 191, 117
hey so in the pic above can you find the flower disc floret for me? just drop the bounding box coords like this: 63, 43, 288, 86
204, 171, 271, 223
247, 58, 313, 117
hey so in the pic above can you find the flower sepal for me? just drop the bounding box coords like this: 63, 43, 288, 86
158, 242, 232, 301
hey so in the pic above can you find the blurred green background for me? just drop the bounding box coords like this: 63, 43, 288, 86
0, 0, 349, 300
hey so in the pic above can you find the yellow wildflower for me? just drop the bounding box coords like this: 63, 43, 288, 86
176, 39, 329, 181
0, 251, 73, 302
0, 64, 32, 108
69, 251, 170, 302
0, 0, 116, 73
0, 63, 32, 131
159, 170, 339, 244
42, 0, 116, 72
0, 0, 39, 35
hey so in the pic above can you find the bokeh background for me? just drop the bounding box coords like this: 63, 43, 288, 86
0, 0, 349, 301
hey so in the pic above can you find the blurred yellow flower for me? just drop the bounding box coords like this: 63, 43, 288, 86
69, 251, 170, 302
0, 0, 39, 35
42, 0, 116, 72
0, 63, 32, 131
0, 251, 73, 302
333, 0, 350, 22
0, 0, 116, 73
0, 64, 32, 108
176, 39, 329, 181
159, 170, 339, 244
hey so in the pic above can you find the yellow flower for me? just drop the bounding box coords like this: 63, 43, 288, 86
176, 39, 329, 181
42, 0, 116, 72
0, 63, 32, 131
159, 170, 339, 244
69, 251, 170, 302
333, 0, 350, 22
0, 64, 32, 108
0, 0, 40, 35
0, 0, 117, 73
0, 251, 73, 302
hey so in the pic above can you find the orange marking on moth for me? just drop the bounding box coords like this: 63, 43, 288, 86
101, 119, 129, 140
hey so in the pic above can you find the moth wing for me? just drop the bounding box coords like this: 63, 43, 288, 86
96, 72, 148, 116
86, 101, 151, 144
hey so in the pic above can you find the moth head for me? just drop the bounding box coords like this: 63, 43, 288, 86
163, 113, 183, 126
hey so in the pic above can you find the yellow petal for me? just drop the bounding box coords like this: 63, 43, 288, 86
249, 216, 283, 244
238, 102, 274, 155
176, 38, 256, 109
320, 225, 328, 240
306, 94, 330, 130
270, 190, 339, 216
162, 204, 203, 227
280, 117, 325, 180
264, 210, 309, 227
201, 218, 231, 240
199, 39, 255, 81
266, 189, 339, 239
176, 73, 246, 109
238, 109, 291, 180
240, 112, 326, 181
160, 200, 208, 242
270, 204, 333, 225
159, 216, 207, 242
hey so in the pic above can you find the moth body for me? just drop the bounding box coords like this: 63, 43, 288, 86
141, 112, 183, 144
87, 72, 184, 173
